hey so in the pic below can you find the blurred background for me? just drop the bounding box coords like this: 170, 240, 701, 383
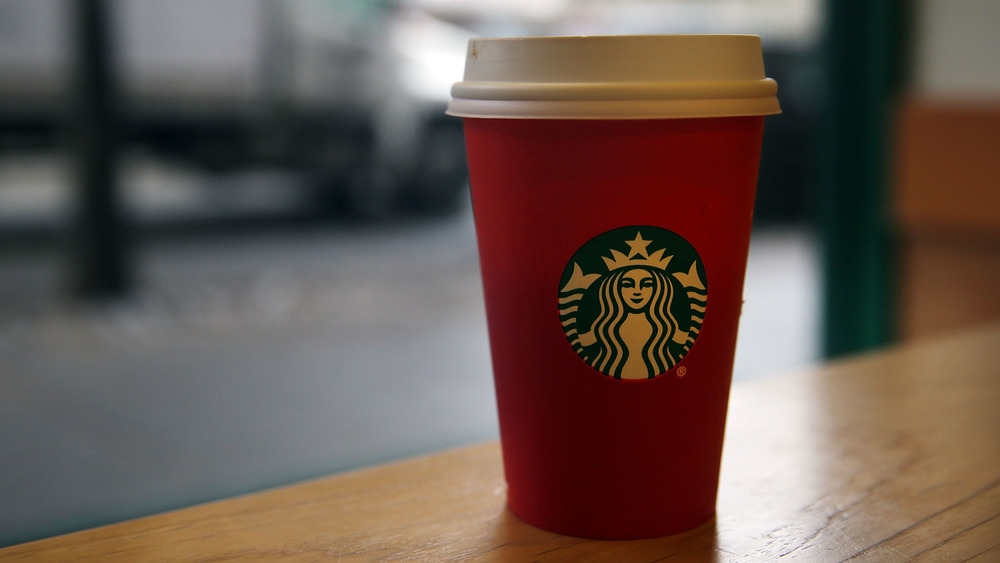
1, 0, 997, 547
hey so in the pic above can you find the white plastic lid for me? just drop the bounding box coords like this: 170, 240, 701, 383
447, 35, 781, 120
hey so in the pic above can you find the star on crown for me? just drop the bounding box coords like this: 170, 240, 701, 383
602, 232, 672, 271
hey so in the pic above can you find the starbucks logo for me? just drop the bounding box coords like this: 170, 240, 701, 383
558, 226, 707, 380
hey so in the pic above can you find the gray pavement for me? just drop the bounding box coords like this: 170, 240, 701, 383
0, 170, 818, 546
1, 209, 498, 546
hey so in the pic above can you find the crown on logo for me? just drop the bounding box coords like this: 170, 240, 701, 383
602, 231, 672, 271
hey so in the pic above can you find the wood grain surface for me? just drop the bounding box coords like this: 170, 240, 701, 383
4, 323, 999, 561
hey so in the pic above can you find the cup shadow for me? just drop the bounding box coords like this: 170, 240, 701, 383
484, 506, 723, 562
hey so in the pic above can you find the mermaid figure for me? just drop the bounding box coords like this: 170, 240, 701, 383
577, 266, 682, 379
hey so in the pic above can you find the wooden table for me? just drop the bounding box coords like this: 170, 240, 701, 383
4, 324, 999, 561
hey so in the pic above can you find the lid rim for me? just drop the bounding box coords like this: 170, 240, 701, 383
452, 78, 779, 102
446, 98, 782, 120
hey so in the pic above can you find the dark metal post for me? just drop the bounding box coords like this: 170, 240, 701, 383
819, 0, 909, 357
69, 0, 131, 299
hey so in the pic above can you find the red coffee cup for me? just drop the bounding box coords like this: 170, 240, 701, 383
448, 35, 780, 539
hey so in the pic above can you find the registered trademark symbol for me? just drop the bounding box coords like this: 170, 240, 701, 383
677, 366, 687, 377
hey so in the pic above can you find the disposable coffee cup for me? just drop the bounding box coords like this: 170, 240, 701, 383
448, 35, 779, 539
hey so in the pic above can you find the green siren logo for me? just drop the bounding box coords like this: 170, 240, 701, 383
558, 226, 707, 380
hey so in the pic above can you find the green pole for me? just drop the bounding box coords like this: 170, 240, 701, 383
819, 0, 909, 357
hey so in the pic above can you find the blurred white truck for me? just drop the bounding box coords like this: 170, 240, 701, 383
0, 0, 471, 215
